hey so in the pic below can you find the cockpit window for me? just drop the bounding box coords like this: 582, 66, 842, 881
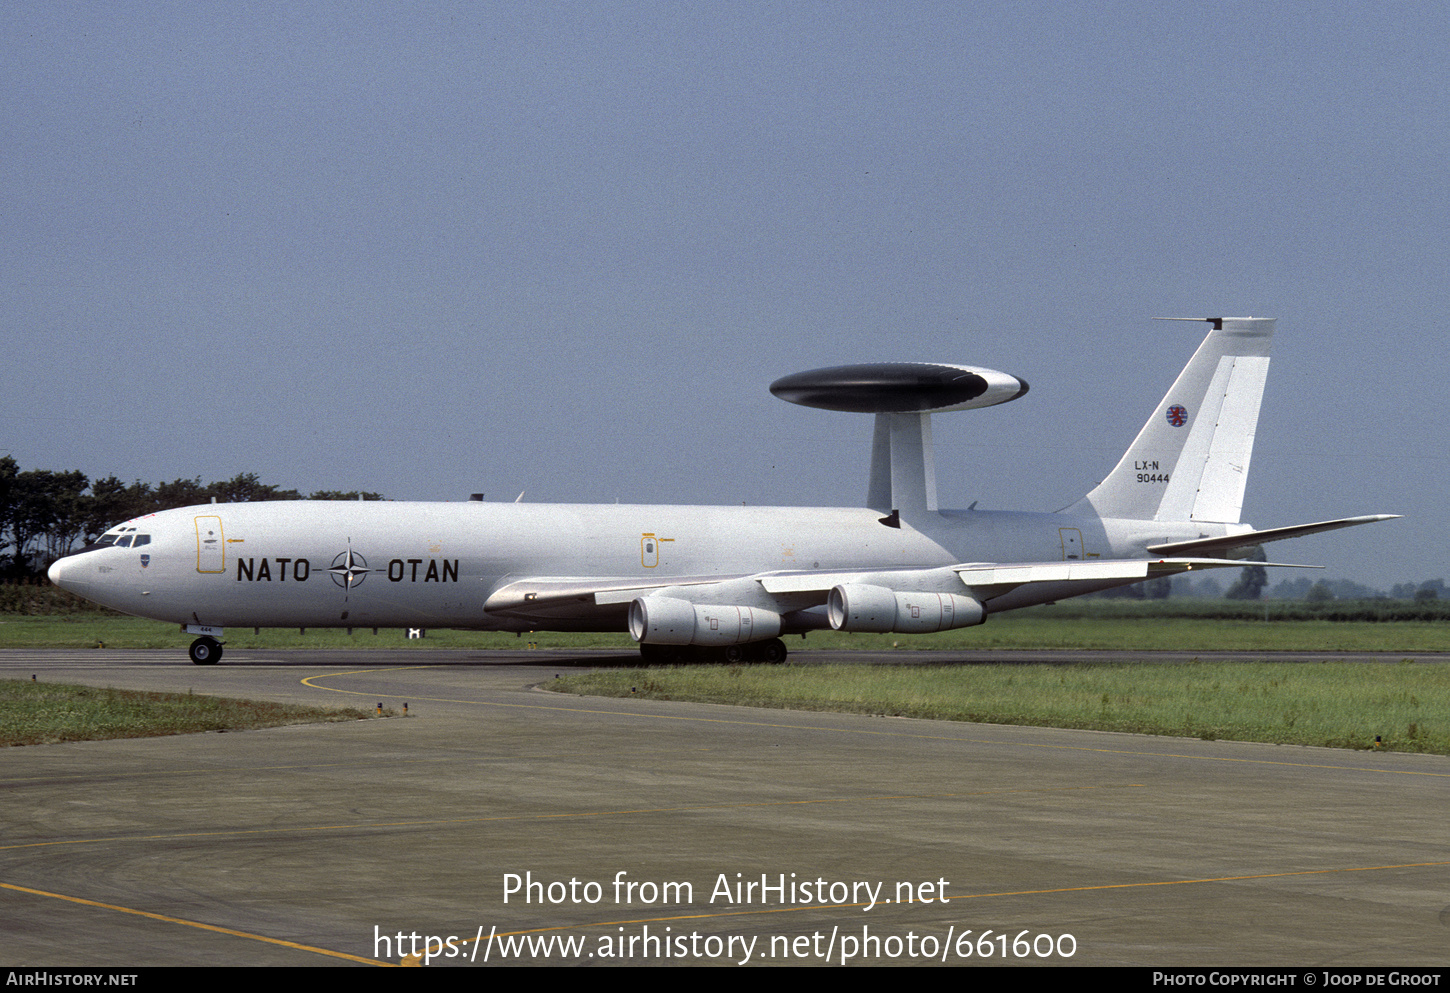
74, 530, 150, 555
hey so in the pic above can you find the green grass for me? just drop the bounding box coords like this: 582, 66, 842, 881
0, 678, 390, 746
546, 661, 1450, 754
793, 618, 1450, 652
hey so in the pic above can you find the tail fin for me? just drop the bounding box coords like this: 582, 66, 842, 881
1067, 317, 1274, 523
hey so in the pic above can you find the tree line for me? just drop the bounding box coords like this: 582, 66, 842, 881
0, 456, 382, 578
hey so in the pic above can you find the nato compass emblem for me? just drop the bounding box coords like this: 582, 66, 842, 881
1166, 404, 1189, 427
140, 554, 150, 569
327, 549, 370, 590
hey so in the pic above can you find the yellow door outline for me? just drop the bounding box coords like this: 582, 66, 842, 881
641, 533, 674, 568
195, 516, 225, 573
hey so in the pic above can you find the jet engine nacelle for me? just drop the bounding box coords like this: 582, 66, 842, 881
827, 584, 985, 634
629, 596, 784, 646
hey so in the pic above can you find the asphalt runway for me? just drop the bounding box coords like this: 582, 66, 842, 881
2, 648, 1448, 968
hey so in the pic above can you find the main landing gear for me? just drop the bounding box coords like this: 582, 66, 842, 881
189, 637, 223, 665
638, 638, 788, 665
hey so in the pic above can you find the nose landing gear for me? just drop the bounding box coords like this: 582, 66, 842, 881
189, 637, 223, 665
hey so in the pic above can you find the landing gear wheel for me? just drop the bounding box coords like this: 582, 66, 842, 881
189, 637, 222, 665
759, 638, 788, 664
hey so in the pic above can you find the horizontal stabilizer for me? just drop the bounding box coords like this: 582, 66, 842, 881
953, 556, 1315, 591
1145, 515, 1400, 557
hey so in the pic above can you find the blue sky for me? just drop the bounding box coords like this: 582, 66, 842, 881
4, 3, 1442, 587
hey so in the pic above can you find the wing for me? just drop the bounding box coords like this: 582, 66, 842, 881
483, 555, 1315, 632
483, 574, 750, 625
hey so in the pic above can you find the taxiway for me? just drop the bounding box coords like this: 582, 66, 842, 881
2, 649, 1446, 966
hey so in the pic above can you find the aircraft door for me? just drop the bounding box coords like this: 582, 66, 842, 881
195, 516, 225, 573
1059, 528, 1084, 561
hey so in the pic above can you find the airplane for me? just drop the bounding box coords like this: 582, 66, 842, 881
48, 316, 1396, 665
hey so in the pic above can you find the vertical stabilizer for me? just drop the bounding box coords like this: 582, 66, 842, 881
1067, 317, 1274, 524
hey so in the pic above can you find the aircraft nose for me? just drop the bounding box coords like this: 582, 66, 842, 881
47, 553, 86, 593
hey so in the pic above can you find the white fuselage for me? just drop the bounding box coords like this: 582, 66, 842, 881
49, 500, 1225, 632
